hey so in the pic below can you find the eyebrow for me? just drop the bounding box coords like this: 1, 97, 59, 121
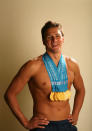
47, 33, 61, 36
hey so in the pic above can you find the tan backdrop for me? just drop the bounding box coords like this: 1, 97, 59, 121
0, 0, 92, 131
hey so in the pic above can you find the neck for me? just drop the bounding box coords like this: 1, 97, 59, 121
46, 50, 62, 65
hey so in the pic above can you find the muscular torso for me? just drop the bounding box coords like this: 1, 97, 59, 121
28, 55, 75, 121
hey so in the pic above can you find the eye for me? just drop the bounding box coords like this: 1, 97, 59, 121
47, 36, 52, 40
56, 34, 61, 39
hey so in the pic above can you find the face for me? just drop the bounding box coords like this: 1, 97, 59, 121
44, 27, 64, 53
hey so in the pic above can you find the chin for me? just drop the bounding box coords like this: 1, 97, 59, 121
47, 46, 62, 53
52, 48, 61, 53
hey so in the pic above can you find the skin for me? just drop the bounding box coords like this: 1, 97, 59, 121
4, 27, 85, 130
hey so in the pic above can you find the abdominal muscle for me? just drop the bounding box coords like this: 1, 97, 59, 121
33, 99, 70, 121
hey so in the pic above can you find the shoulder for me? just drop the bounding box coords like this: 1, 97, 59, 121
17, 55, 43, 77
63, 55, 80, 74
26, 55, 43, 68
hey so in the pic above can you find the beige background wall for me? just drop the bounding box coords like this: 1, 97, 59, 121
0, 0, 92, 131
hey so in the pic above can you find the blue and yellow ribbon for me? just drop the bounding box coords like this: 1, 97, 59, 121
42, 52, 71, 101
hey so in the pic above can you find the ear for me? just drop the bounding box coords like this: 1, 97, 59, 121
62, 36, 64, 43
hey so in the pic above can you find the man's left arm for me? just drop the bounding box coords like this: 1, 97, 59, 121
68, 60, 85, 125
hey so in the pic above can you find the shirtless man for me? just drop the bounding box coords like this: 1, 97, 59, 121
4, 21, 85, 131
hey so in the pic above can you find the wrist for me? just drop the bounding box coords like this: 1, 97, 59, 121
72, 112, 79, 120
21, 118, 29, 129
72, 110, 79, 116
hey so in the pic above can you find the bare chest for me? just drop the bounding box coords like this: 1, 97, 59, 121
29, 63, 74, 94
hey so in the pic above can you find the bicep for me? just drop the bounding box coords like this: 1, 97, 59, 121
73, 65, 84, 91
7, 62, 32, 95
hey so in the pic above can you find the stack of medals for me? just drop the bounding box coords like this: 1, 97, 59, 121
42, 53, 71, 101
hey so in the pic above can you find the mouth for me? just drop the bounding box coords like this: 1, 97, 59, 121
52, 44, 60, 48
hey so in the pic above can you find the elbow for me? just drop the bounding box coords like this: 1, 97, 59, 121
83, 87, 86, 98
4, 90, 15, 104
81, 86, 85, 97
76, 86, 85, 97
4, 90, 10, 104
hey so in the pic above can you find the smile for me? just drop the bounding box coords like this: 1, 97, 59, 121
52, 44, 60, 48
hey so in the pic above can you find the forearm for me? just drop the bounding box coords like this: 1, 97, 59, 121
72, 87, 85, 116
4, 93, 28, 128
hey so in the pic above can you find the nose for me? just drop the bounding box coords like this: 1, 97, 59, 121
52, 36, 57, 43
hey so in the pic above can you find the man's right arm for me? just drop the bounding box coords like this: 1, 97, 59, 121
4, 60, 49, 129
4, 61, 34, 128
